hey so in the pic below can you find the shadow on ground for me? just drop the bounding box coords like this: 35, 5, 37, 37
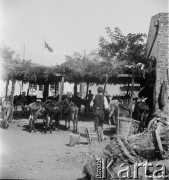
13, 112, 29, 120
79, 112, 94, 122
77, 176, 90, 180
22, 122, 67, 134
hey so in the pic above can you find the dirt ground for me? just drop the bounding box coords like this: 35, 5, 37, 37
0, 112, 115, 180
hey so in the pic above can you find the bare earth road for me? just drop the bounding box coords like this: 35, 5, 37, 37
0, 115, 114, 180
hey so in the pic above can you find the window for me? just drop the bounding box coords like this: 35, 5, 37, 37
50, 84, 59, 92
29, 84, 37, 90
29, 84, 33, 89
39, 85, 44, 91
55, 84, 59, 91
50, 84, 55, 91
33, 84, 37, 90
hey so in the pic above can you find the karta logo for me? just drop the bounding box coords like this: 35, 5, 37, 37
96, 157, 168, 179
96, 157, 117, 179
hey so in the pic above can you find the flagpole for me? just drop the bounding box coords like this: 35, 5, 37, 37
43, 39, 45, 65
23, 43, 25, 60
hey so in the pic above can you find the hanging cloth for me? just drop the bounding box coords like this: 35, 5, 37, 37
158, 81, 167, 110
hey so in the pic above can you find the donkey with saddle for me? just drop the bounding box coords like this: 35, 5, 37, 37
28, 100, 62, 133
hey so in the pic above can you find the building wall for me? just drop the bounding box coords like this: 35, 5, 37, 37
146, 13, 169, 111
86, 84, 121, 96
0, 80, 29, 97
0, 80, 73, 98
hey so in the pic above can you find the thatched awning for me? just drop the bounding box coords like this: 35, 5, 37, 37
108, 74, 143, 85
29, 72, 64, 85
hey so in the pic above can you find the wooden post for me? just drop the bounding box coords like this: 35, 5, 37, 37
103, 74, 109, 95
80, 83, 84, 98
43, 84, 49, 99
9, 78, 16, 121
31, 84, 33, 96
127, 82, 130, 105
59, 76, 64, 102
5, 78, 10, 99
85, 82, 89, 98
27, 83, 30, 96
74, 82, 77, 97
54, 83, 57, 97
129, 63, 135, 118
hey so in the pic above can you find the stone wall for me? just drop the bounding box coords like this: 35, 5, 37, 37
146, 13, 169, 112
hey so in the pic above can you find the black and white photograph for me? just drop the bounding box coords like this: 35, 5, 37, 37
0, 0, 169, 179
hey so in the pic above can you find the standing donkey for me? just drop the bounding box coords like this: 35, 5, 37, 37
2, 99, 12, 129
63, 98, 78, 132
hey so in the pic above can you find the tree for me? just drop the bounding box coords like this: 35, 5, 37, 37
60, 50, 125, 96
98, 27, 147, 65
98, 27, 147, 97
98, 27, 127, 62
0, 46, 15, 97
0, 45, 40, 120
60, 52, 91, 96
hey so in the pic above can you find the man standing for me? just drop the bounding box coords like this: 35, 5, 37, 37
86, 90, 94, 102
90, 86, 109, 131
85, 90, 94, 113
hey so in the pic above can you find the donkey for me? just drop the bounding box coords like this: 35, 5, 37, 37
132, 98, 149, 132
71, 96, 90, 114
63, 98, 78, 132
1, 100, 13, 129
28, 101, 46, 133
43, 99, 62, 132
108, 100, 130, 125
13, 95, 27, 114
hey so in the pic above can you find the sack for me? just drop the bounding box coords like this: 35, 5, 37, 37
69, 134, 80, 147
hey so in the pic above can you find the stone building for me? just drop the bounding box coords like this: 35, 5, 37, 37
146, 13, 169, 112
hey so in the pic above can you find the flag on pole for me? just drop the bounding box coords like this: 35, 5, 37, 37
44, 41, 53, 52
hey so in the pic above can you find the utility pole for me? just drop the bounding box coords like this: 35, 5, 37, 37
23, 43, 25, 60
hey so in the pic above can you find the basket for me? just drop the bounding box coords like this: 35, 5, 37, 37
117, 117, 140, 137
127, 130, 156, 160
127, 130, 155, 151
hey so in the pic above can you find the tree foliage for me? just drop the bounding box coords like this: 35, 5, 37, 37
88, 51, 126, 83
1, 46, 32, 82
60, 52, 92, 83
0, 46, 61, 84
98, 27, 147, 75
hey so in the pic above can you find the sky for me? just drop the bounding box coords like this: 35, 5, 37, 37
0, 0, 168, 66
